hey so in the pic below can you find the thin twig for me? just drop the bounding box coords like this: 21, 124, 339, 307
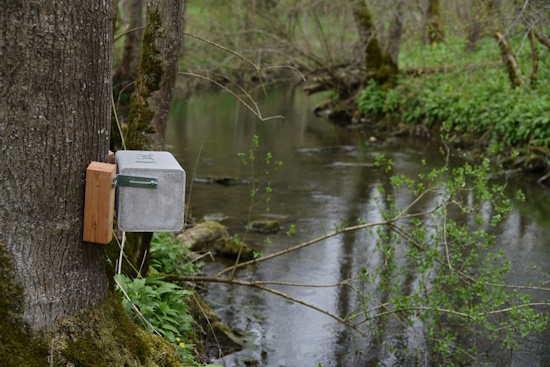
191, 293, 224, 359
111, 95, 126, 150
114, 26, 146, 43
113, 231, 140, 276
177, 72, 284, 121
218, 209, 438, 278
116, 81, 135, 111
160, 273, 366, 336
185, 142, 204, 229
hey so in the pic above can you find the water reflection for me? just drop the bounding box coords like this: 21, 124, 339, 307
167, 85, 550, 367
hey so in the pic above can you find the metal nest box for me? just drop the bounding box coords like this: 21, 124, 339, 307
115, 150, 185, 232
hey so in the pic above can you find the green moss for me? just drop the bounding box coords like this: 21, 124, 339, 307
0, 241, 184, 366
0, 241, 49, 367
125, 6, 164, 151
375, 53, 399, 88
184, 221, 230, 253
214, 238, 255, 261
426, 0, 445, 44
353, 2, 383, 71
57, 292, 183, 367
247, 220, 280, 234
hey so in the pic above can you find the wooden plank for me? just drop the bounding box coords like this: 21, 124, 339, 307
83, 162, 116, 244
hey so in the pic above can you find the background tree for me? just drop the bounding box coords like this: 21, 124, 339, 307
484, 0, 524, 88
425, 0, 445, 44
125, 0, 185, 152
464, 0, 483, 52
114, 0, 145, 85
349, 0, 398, 85
386, 0, 404, 66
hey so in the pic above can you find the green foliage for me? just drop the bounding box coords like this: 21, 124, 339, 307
357, 154, 550, 364
115, 274, 194, 343
357, 35, 550, 156
149, 232, 200, 275
116, 234, 202, 365
356, 80, 393, 115
115, 274, 198, 365
238, 134, 282, 216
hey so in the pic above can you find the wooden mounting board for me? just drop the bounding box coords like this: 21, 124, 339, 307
83, 162, 116, 244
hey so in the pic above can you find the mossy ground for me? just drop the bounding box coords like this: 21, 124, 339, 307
0, 241, 186, 367
54, 292, 184, 367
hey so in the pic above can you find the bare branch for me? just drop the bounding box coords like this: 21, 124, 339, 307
160, 273, 366, 336
114, 26, 146, 43
177, 72, 284, 121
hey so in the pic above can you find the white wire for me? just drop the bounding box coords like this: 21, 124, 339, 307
111, 95, 127, 275
111, 95, 127, 151
118, 231, 126, 275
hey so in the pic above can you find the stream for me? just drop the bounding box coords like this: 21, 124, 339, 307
166, 85, 550, 367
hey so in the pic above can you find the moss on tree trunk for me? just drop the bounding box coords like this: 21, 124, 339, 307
125, 0, 184, 152
0, 241, 186, 366
350, 0, 398, 86
425, 0, 445, 44
0, 241, 49, 366
495, 31, 524, 88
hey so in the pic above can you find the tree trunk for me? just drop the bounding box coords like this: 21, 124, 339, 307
425, 0, 445, 44
386, 0, 404, 65
349, 0, 398, 86
115, 0, 144, 84
535, 30, 550, 50
0, 0, 111, 331
528, 28, 539, 87
483, 0, 523, 88
350, 0, 384, 71
494, 31, 523, 88
465, 0, 482, 52
125, 0, 185, 152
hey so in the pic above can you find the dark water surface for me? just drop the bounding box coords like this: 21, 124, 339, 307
166, 85, 550, 367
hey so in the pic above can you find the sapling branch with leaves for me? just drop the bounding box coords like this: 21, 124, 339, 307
230, 135, 282, 279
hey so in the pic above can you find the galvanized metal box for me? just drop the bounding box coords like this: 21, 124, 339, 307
115, 151, 185, 232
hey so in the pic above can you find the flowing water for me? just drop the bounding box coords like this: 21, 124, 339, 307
166, 85, 550, 367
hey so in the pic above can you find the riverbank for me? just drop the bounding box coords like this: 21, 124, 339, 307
317, 36, 550, 180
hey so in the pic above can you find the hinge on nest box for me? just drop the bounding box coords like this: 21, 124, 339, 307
113, 175, 158, 189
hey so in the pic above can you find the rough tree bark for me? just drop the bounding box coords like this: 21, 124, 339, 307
0, 0, 111, 331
